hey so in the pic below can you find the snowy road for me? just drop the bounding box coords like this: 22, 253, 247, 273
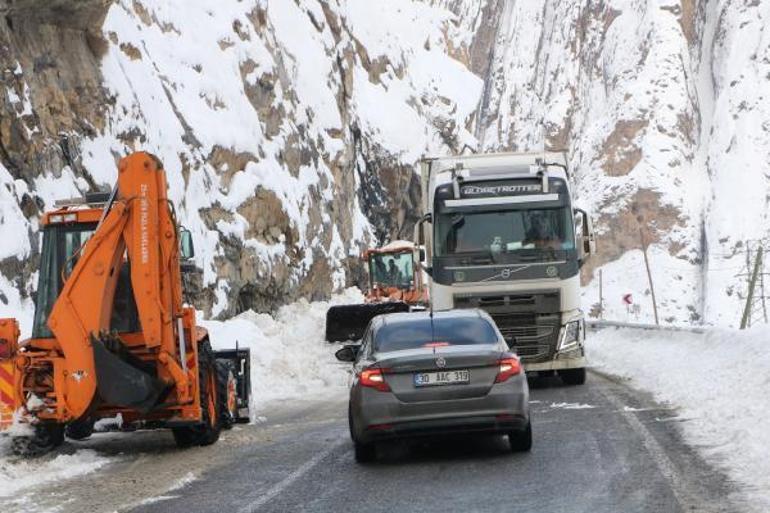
9, 372, 747, 513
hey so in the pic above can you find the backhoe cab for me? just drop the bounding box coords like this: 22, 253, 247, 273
0, 152, 250, 456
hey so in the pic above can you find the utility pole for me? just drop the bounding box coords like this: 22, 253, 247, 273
599, 269, 604, 320
746, 240, 752, 306
761, 260, 767, 323
639, 228, 659, 325
740, 246, 763, 329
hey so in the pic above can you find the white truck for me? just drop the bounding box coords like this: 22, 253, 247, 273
414, 152, 596, 384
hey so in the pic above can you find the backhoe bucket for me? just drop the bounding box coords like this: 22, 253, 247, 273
325, 302, 410, 342
92, 337, 165, 413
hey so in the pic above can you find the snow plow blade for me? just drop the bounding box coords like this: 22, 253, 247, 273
214, 348, 251, 423
325, 302, 410, 342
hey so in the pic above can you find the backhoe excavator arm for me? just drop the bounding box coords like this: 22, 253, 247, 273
47, 153, 191, 421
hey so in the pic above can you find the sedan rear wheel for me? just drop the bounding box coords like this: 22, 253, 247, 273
509, 421, 532, 453
349, 406, 376, 463
354, 441, 376, 463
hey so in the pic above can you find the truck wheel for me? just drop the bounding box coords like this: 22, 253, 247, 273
65, 417, 95, 440
508, 421, 532, 453
172, 340, 222, 448
12, 424, 65, 457
559, 367, 587, 386
217, 361, 237, 430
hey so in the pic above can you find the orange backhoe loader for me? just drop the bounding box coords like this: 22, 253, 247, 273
325, 241, 428, 342
0, 152, 250, 456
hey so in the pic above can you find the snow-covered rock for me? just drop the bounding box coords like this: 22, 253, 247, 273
0, 0, 481, 326
0, 0, 768, 327
473, 0, 770, 326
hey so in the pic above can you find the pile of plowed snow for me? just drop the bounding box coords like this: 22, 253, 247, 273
202, 287, 360, 409
589, 326, 770, 511
0, 438, 110, 503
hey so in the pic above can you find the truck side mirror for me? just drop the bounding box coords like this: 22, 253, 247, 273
414, 214, 432, 279
574, 208, 596, 264
180, 228, 195, 260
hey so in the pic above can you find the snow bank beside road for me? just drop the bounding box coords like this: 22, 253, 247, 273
202, 288, 361, 410
0, 444, 110, 500
589, 326, 770, 510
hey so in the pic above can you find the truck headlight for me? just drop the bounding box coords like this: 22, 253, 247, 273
558, 320, 582, 352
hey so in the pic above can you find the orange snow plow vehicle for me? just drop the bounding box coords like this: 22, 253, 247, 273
0, 319, 21, 427
325, 241, 428, 342
0, 152, 249, 456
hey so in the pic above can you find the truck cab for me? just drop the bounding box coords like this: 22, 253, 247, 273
415, 152, 595, 383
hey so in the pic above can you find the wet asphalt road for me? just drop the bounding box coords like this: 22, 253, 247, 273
113, 372, 745, 513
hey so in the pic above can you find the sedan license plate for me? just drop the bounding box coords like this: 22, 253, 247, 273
414, 369, 470, 387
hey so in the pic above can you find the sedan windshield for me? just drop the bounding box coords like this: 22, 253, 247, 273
435, 207, 574, 258
374, 316, 499, 352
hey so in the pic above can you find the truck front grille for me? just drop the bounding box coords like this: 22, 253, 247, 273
454, 292, 561, 364
512, 344, 552, 360
492, 317, 558, 363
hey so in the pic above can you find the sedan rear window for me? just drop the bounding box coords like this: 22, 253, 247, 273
374, 316, 499, 352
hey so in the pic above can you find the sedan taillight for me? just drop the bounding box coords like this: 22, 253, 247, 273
359, 368, 391, 392
494, 357, 522, 383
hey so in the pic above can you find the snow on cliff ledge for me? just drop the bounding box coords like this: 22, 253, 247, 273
0, 0, 483, 323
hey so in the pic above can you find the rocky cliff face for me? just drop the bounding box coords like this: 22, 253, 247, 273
0, 0, 481, 331
0, 0, 112, 320
0, 0, 766, 328
471, 0, 770, 326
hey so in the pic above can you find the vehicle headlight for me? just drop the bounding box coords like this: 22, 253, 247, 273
558, 320, 582, 351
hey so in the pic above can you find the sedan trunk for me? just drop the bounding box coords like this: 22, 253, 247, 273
376, 345, 502, 403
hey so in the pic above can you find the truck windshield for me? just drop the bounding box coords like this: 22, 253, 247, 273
434, 207, 575, 258
369, 252, 414, 289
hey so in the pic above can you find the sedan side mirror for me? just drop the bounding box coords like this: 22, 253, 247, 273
335, 344, 359, 363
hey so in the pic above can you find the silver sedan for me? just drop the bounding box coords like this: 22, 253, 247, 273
335, 309, 531, 463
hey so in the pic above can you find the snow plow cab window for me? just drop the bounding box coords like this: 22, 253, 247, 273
374, 316, 498, 353
369, 252, 414, 289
